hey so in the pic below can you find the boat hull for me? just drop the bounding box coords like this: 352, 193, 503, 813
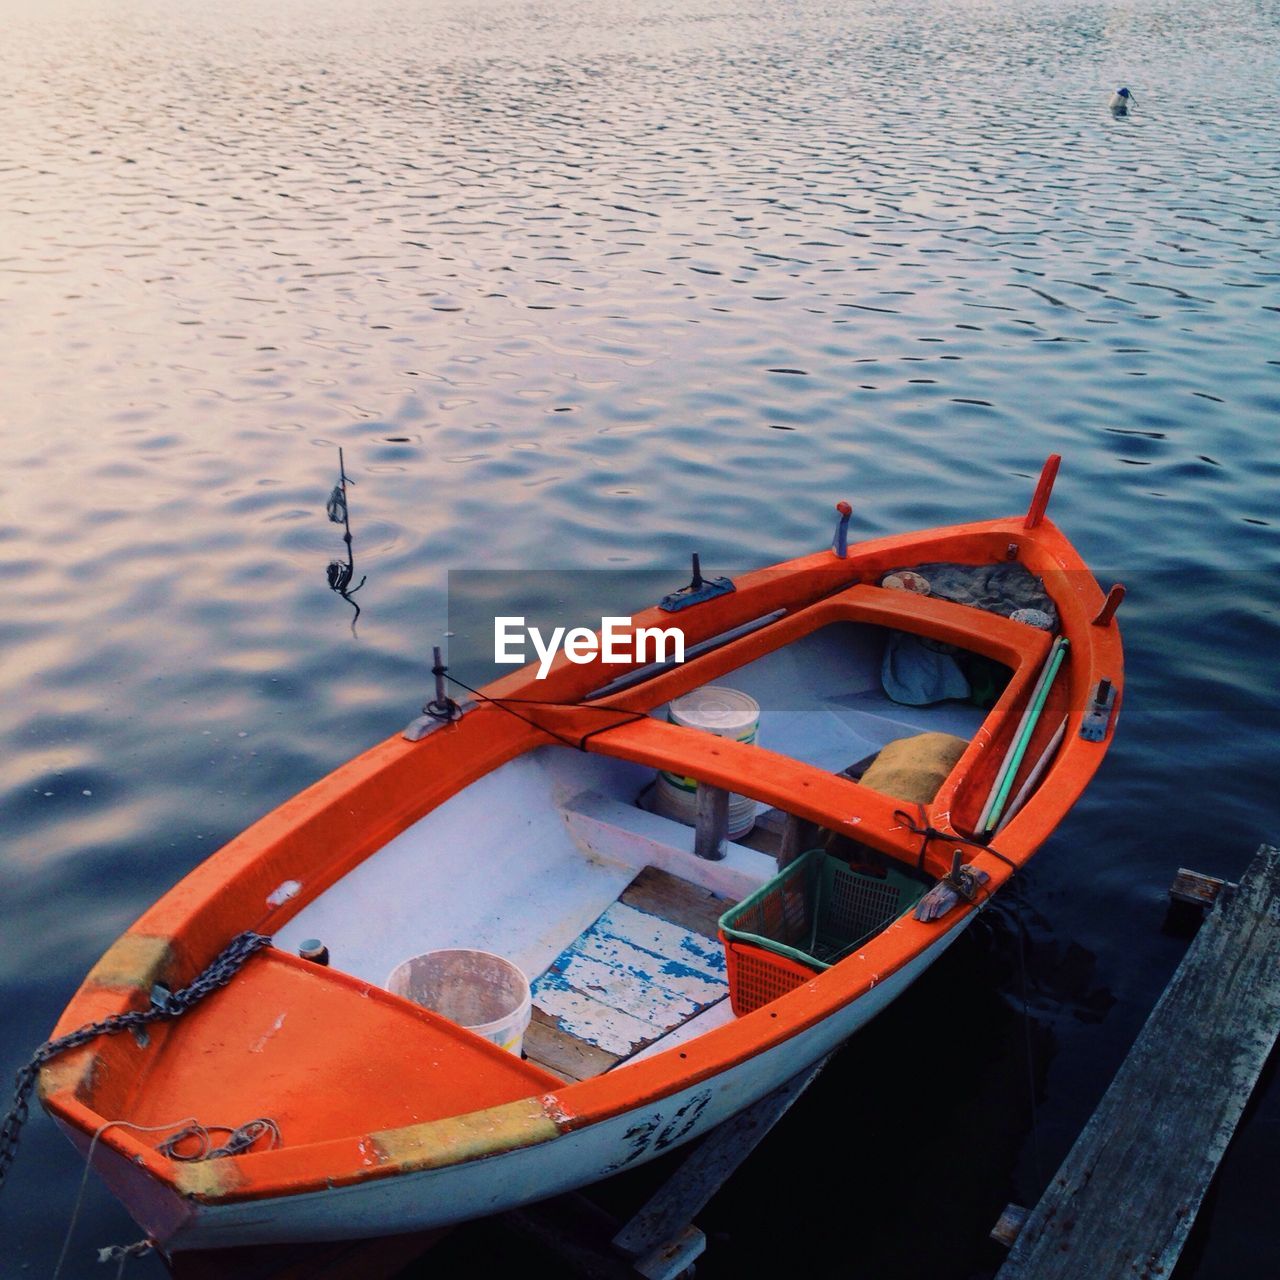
37, 480, 1123, 1254
139, 915, 971, 1250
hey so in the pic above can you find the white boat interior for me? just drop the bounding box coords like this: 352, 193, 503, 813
274, 620, 993, 1081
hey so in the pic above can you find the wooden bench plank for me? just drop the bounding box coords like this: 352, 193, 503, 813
526, 867, 736, 1081
998, 843, 1280, 1279
619, 864, 736, 939
523, 1006, 622, 1083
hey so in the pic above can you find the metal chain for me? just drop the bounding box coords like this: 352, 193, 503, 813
0, 931, 272, 1195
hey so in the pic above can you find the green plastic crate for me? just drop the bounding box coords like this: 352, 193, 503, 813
718, 850, 926, 1013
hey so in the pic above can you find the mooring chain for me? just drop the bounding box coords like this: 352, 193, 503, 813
0, 931, 272, 1195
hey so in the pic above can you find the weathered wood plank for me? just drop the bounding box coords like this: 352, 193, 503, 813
778, 812, 820, 870
526, 867, 734, 1078
990, 1203, 1028, 1249
1169, 866, 1228, 908
531, 895, 728, 1056
523, 1006, 621, 1083
633, 1223, 706, 1280
619, 864, 735, 940
999, 844, 1280, 1280
694, 783, 730, 861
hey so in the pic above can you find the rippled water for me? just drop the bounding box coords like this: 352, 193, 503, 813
2, 0, 1278, 1275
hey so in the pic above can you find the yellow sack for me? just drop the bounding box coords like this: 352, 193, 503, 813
856, 732, 969, 805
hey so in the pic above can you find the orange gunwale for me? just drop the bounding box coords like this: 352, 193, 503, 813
40, 513, 1123, 1207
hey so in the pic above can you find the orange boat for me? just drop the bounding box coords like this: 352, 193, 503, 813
36, 456, 1122, 1255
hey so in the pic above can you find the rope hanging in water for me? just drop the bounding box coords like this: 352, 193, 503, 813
98, 1239, 154, 1279
325, 447, 365, 631
0, 931, 272, 1196
325, 482, 348, 527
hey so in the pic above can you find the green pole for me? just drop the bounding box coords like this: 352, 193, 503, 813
985, 639, 1069, 835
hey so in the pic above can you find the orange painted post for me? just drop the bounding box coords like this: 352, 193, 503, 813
1092, 583, 1125, 627
1024, 454, 1061, 529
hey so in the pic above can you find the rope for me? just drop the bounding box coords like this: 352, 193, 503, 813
440, 672, 650, 753
157, 1117, 281, 1161
99, 1239, 153, 1280
52, 1116, 200, 1280
422, 658, 462, 724
0, 931, 272, 1197
892, 805, 1017, 883
325, 449, 365, 633
51, 1113, 279, 1278
325, 483, 348, 526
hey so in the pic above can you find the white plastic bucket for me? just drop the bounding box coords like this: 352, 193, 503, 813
654, 685, 760, 838
386, 949, 532, 1056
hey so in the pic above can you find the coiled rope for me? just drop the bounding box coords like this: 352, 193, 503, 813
157, 1117, 281, 1161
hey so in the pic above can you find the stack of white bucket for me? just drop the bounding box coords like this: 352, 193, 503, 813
653, 685, 760, 839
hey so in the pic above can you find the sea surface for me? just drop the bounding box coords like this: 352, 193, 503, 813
2, 0, 1278, 1275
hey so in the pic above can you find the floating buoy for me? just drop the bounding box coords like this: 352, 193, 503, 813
1109, 87, 1137, 116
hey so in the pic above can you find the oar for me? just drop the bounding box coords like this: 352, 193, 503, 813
983, 640, 1069, 835
993, 715, 1068, 835
976, 635, 1068, 834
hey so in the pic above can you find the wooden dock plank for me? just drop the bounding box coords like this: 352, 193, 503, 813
998, 843, 1280, 1280
1169, 866, 1229, 908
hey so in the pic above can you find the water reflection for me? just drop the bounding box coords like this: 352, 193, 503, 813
2, 0, 1278, 1274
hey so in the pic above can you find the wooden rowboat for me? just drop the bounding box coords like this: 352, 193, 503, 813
38, 456, 1122, 1254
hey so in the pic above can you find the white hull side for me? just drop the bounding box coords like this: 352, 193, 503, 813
166, 914, 974, 1251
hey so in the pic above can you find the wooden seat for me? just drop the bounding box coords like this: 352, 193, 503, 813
523, 868, 734, 1083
